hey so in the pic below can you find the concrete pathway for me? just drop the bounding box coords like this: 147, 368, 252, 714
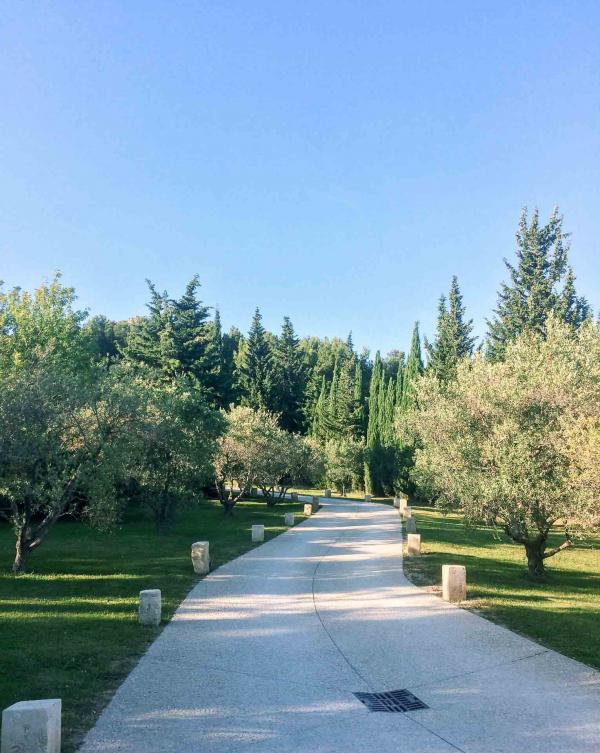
79, 498, 600, 753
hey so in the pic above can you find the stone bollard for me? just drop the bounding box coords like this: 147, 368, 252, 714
405, 516, 417, 533
290, 492, 298, 501
312, 495, 320, 503
407, 533, 421, 556
402, 505, 412, 519
399, 499, 408, 514
1, 699, 61, 753
442, 565, 467, 603
303, 503, 313, 516
191, 541, 210, 575
284, 512, 294, 526
364, 494, 372, 503
139, 589, 161, 626
251, 524, 265, 543
393, 496, 401, 509
324, 489, 332, 498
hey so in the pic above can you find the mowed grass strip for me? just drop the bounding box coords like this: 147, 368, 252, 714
0, 498, 306, 753
403, 507, 600, 669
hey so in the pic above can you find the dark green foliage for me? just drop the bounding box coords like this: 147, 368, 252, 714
237, 308, 276, 411
400, 322, 424, 410
487, 208, 589, 360
272, 317, 306, 432
426, 276, 475, 381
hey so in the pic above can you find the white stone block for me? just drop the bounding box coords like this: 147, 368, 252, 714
284, 512, 294, 526
324, 489, 332, 498
407, 533, 421, 556
399, 499, 408, 513
405, 516, 417, 533
290, 492, 298, 501
402, 505, 412, 519
393, 497, 401, 508
252, 524, 265, 542
364, 494, 372, 502
442, 564, 467, 603
191, 541, 210, 575
139, 589, 161, 626
1, 699, 61, 753
303, 503, 312, 515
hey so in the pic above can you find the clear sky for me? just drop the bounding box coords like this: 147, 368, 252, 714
1, 1, 598, 356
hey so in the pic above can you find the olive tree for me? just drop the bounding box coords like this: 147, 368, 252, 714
411, 318, 600, 577
0, 365, 139, 573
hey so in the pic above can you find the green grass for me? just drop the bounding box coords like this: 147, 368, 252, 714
289, 486, 393, 503
403, 506, 600, 669
0, 498, 306, 752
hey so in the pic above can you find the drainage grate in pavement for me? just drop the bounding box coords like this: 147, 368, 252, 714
354, 689, 429, 713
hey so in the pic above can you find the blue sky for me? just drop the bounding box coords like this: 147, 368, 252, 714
1, 1, 598, 355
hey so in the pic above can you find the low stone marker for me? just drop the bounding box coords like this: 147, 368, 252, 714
312, 495, 320, 503
1, 699, 61, 753
191, 541, 210, 575
405, 516, 417, 533
324, 489, 332, 498
251, 524, 265, 543
442, 564, 467, 603
364, 494, 372, 503
399, 499, 408, 514
290, 492, 298, 501
284, 512, 294, 526
402, 505, 412, 519
304, 503, 313, 516
393, 496, 401, 508
139, 589, 161, 626
407, 533, 421, 556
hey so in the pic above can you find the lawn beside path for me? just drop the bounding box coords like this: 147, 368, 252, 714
402, 506, 600, 670
0, 498, 306, 753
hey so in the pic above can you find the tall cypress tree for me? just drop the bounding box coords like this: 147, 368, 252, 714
487, 208, 589, 360
400, 323, 424, 411
426, 276, 475, 381
272, 316, 306, 432
364, 352, 383, 494
238, 308, 275, 411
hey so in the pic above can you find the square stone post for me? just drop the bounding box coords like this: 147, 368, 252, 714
284, 512, 294, 526
393, 496, 401, 508
2, 699, 61, 753
290, 492, 298, 501
407, 533, 421, 556
405, 516, 417, 533
191, 541, 210, 575
139, 589, 161, 626
303, 503, 313, 516
442, 565, 467, 603
324, 489, 332, 498
251, 524, 265, 542
402, 505, 412, 519
364, 494, 372, 503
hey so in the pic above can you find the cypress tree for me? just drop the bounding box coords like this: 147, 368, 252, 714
487, 208, 589, 360
365, 352, 383, 493
400, 323, 424, 411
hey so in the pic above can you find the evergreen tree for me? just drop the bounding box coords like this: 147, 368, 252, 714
364, 352, 383, 493
400, 323, 424, 410
426, 276, 475, 381
487, 208, 589, 360
272, 316, 306, 432
238, 308, 275, 411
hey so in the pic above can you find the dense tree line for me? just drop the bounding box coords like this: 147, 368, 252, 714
1, 206, 596, 574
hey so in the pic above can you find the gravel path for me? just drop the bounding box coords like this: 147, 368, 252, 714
79, 497, 600, 753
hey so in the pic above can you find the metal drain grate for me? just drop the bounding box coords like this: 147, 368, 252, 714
354, 689, 429, 713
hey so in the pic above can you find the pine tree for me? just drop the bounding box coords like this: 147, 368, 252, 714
272, 316, 306, 432
400, 323, 424, 410
426, 276, 475, 381
487, 208, 589, 360
238, 308, 275, 411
